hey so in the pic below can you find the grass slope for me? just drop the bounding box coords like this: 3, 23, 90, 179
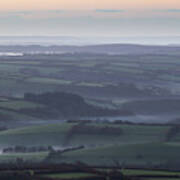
60, 143, 180, 165
0, 123, 170, 147
0, 123, 178, 166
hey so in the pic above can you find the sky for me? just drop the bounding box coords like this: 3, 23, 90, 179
0, 0, 180, 37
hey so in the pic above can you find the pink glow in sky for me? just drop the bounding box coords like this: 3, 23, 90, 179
0, 0, 180, 10
0, 0, 179, 36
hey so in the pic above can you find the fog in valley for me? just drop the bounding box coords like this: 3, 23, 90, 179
0, 38, 180, 127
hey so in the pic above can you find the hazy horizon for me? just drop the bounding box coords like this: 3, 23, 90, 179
0, 35, 180, 46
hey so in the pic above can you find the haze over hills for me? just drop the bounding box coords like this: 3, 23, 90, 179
0, 36, 180, 46
1, 43, 180, 55
1, 39, 180, 173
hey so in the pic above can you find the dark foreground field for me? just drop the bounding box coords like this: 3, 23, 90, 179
0, 163, 180, 180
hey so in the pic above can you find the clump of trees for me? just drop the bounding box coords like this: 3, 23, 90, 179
3, 146, 53, 154
64, 124, 123, 145
64, 122, 123, 145
67, 119, 93, 124
47, 145, 85, 161
22, 92, 133, 118
69, 124, 123, 135
165, 125, 180, 141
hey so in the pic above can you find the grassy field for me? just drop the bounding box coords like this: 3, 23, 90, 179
0, 109, 39, 122
0, 152, 48, 163
0, 53, 180, 100
0, 122, 178, 178
41, 173, 98, 179
121, 169, 180, 176
0, 123, 170, 147
0, 100, 44, 110
0, 122, 178, 167
0, 123, 73, 146
59, 142, 180, 165
0, 167, 179, 180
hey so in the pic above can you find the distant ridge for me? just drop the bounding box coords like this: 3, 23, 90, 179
1, 43, 180, 55
0, 36, 180, 46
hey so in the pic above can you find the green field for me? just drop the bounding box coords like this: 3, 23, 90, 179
0, 123, 73, 146
121, 169, 180, 176
0, 122, 178, 179
0, 100, 44, 110
0, 122, 178, 167
0, 167, 179, 180
58, 142, 180, 165
0, 53, 180, 101
0, 123, 170, 147
0, 152, 48, 163
41, 173, 99, 179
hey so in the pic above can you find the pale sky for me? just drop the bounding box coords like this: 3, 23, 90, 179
0, 0, 180, 36
1, 0, 180, 10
